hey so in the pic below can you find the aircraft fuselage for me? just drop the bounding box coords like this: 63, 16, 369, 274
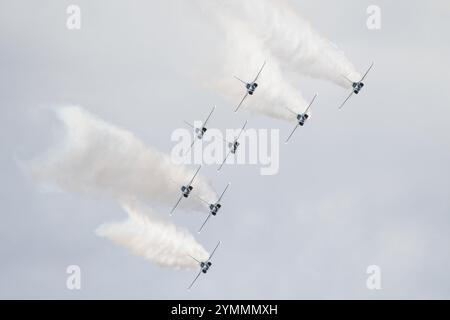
181, 185, 193, 198
195, 127, 207, 140
209, 203, 222, 216
200, 261, 212, 273
352, 81, 365, 94
246, 82, 258, 95
229, 141, 240, 154
297, 113, 309, 126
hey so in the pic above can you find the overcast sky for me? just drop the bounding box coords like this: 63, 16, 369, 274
1, 0, 450, 299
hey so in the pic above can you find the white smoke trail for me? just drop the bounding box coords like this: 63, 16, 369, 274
30, 106, 217, 211
193, 0, 360, 118
29, 106, 215, 269
212, 20, 309, 121
96, 201, 208, 270
229, 0, 361, 87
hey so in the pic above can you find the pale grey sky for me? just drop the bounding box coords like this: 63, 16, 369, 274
1, 0, 450, 299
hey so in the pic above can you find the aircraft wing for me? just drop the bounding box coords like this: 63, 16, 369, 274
183, 139, 197, 157
170, 195, 183, 216
183, 120, 195, 129
285, 124, 300, 144
360, 62, 374, 82
203, 106, 216, 128
339, 91, 354, 110
194, 194, 210, 206
285, 106, 298, 117
304, 93, 318, 115
234, 75, 247, 85
198, 213, 212, 233
235, 120, 248, 142
221, 136, 233, 145
253, 61, 266, 83
208, 241, 221, 262
218, 149, 232, 172
217, 183, 230, 203
235, 93, 249, 113
341, 74, 354, 85
188, 254, 201, 264
187, 165, 202, 187
187, 270, 203, 291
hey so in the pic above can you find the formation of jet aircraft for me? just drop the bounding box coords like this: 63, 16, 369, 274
169, 60, 373, 290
